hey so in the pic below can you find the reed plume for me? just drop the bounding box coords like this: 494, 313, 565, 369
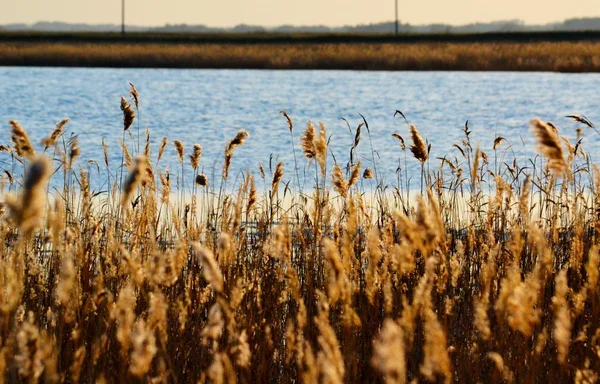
316, 122, 328, 175
121, 155, 146, 207
159, 168, 171, 203
68, 137, 80, 170
3, 170, 14, 185
409, 125, 428, 163
120, 96, 135, 131
191, 243, 224, 292
553, 269, 571, 365
157, 137, 168, 163
173, 140, 184, 163
102, 138, 109, 167
281, 110, 293, 132
301, 121, 316, 159
190, 143, 203, 170
348, 161, 361, 189
129, 320, 157, 377
223, 130, 249, 179
271, 162, 284, 201
195, 174, 207, 187
247, 175, 257, 214
392, 133, 406, 150
493, 136, 505, 150
42, 118, 69, 150
141, 155, 154, 188
372, 319, 406, 384
332, 164, 348, 199
9, 120, 35, 159
144, 127, 150, 157
227, 130, 250, 152
566, 114, 594, 128
353, 123, 363, 150
129, 82, 140, 109
530, 118, 567, 176
4, 156, 51, 232
119, 138, 132, 167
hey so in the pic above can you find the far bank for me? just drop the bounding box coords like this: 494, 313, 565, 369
2, 41, 600, 72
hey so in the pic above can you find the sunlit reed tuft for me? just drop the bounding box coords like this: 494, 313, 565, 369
9, 120, 35, 159
129, 82, 140, 109
41, 118, 69, 150
121, 155, 146, 207
173, 140, 184, 163
530, 118, 567, 176
120, 96, 135, 131
409, 125, 428, 163
4, 156, 51, 232
190, 143, 203, 170
223, 130, 249, 179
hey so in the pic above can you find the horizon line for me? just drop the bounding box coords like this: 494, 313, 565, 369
3, 16, 600, 30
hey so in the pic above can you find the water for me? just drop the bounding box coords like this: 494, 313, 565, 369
1, 67, 599, 192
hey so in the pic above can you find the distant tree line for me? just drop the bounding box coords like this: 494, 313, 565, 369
2, 17, 600, 34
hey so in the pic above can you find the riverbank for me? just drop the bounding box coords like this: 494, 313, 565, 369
2, 40, 600, 71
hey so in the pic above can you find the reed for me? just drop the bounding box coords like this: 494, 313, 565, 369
530, 118, 567, 176
41, 118, 69, 151
0, 90, 599, 383
120, 96, 135, 131
3, 41, 600, 72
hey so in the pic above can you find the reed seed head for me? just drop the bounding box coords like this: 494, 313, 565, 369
301, 121, 316, 159
392, 133, 406, 150
120, 96, 135, 131
191, 242, 224, 292
190, 143, 203, 170
10, 120, 35, 159
173, 140, 185, 163
42, 118, 69, 150
5, 156, 52, 232
409, 125, 428, 163
195, 174, 208, 187
121, 155, 147, 207
271, 162, 284, 201
129, 82, 140, 109
530, 118, 567, 176
281, 110, 293, 132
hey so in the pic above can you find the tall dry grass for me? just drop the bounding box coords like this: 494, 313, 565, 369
2, 41, 600, 71
0, 87, 599, 383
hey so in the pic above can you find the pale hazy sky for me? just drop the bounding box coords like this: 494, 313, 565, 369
1, 0, 599, 27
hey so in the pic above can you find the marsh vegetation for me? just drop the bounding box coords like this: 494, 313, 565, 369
0, 86, 599, 382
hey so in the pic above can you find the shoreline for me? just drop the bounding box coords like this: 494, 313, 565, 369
2, 40, 600, 72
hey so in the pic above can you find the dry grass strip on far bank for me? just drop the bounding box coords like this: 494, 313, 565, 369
2, 41, 600, 71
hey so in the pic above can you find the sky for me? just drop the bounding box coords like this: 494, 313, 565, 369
1, 0, 599, 27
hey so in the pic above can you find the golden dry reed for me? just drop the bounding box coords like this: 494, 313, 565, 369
409, 125, 428, 163
530, 118, 567, 176
120, 96, 136, 131
0, 90, 599, 384
3, 41, 600, 72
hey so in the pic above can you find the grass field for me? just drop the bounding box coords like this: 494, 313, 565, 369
0, 86, 599, 383
2, 40, 600, 71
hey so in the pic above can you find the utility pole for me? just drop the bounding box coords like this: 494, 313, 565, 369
121, 0, 125, 36
395, 0, 399, 35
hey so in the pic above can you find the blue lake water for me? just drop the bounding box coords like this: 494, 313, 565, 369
1, 67, 599, 192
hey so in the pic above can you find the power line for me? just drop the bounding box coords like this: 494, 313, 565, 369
121, 0, 125, 36
395, 0, 399, 34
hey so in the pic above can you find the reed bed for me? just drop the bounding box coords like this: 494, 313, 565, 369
2, 41, 600, 71
0, 85, 599, 383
